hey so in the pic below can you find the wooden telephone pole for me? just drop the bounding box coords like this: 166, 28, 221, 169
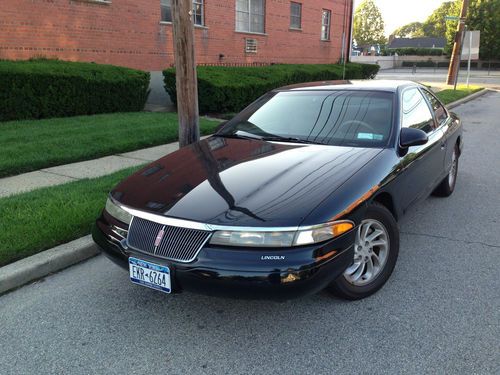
446, 0, 470, 86
171, 0, 200, 147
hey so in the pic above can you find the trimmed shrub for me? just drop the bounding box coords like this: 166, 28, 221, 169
0, 59, 150, 121
384, 48, 445, 56
163, 63, 380, 114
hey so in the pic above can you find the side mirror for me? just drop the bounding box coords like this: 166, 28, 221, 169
400, 128, 428, 148
215, 121, 227, 133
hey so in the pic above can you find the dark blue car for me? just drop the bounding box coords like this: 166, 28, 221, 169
93, 80, 462, 300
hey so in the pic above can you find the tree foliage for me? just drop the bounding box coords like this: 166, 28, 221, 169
443, 0, 500, 60
353, 0, 386, 47
390, 0, 499, 60
425, 1, 458, 37
392, 22, 425, 38
467, 0, 500, 60
391, 1, 458, 40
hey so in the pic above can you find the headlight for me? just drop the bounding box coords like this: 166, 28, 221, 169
105, 198, 132, 224
209, 221, 354, 247
210, 230, 295, 247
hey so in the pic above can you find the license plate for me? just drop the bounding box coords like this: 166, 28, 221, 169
129, 257, 171, 294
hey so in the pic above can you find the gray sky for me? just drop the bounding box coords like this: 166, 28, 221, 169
354, 0, 449, 36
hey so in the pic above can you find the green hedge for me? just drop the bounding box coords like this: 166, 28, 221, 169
0, 59, 150, 121
384, 48, 444, 56
163, 63, 380, 113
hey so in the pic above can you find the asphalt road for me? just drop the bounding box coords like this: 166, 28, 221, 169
1, 92, 499, 375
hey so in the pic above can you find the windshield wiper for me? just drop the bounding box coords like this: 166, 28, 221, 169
217, 131, 323, 145
216, 130, 264, 141
261, 136, 324, 145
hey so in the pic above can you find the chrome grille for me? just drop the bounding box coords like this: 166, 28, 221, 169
127, 217, 211, 263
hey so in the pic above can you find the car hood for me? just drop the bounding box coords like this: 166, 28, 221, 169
111, 137, 382, 227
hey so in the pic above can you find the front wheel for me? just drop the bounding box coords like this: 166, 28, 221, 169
327, 203, 399, 300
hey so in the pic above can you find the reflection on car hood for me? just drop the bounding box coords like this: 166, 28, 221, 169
112, 137, 382, 227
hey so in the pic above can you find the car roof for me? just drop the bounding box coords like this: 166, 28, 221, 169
275, 80, 420, 93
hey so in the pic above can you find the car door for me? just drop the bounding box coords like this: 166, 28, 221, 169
420, 88, 454, 181
397, 87, 446, 212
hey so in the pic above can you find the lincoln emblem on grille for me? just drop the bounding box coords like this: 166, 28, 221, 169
154, 227, 166, 247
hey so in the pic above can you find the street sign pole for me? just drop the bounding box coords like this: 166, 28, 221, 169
466, 30, 472, 87
454, 25, 466, 91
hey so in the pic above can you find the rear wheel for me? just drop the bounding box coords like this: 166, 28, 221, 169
433, 144, 459, 197
328, 203, 399, 300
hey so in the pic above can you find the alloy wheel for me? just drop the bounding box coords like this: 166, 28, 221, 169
343, 219, 389, 286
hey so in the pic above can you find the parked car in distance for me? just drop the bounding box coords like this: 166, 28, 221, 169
93, 80, 462, 300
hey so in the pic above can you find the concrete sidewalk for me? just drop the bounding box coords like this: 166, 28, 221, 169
0, 142, 182, 198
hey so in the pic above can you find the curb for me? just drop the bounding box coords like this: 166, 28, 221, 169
0, 235, 99, 295
447, 88, 490, 109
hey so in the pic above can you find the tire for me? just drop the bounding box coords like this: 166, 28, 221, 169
328, 203, 399, 300
433, 143, 459, 197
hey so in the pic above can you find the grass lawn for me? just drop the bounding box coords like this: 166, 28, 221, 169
0, 166, 142, 267
435, 85, 484, 105
0, 112, 220, 178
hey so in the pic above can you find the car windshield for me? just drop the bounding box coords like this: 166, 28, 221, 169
218, 90, 394, 147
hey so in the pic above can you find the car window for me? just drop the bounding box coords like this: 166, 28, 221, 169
401, 88, 435, 134
220, 90, 394, 148
421, 89, 448, 125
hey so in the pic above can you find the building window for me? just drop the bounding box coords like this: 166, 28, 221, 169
321, 9, 331, 40
236, 0, 265, 34
193, 0, 204, 26
160, 0, 172, 23
290, 2, 302, 29
160, 0, 204, 26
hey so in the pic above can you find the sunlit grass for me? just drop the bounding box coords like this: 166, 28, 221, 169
0, 166, 143, 266
0, 112, 220, 178
436, 85, 484, 105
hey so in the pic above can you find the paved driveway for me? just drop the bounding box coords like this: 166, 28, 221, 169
1, 92, 499, 375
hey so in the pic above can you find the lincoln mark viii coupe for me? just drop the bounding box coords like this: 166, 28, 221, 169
93, 80, 462, 300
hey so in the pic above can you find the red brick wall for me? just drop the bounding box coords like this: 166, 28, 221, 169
0, 0, 352, 71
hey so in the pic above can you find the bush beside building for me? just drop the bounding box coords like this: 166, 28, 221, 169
0, 59, 150, 122
163, 63, 380, 114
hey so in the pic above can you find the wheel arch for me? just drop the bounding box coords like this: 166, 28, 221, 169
371, 192, 398, 221
456, 135, 462, 156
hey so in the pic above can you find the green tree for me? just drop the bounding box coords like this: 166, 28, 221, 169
353, 0, 387, 47
392, 22, 425, 38
467, 0, 500, 60
389, 0, 499, 59
423, 1, 458, 37
442, 1, 462, 53
441, 0, 500, 59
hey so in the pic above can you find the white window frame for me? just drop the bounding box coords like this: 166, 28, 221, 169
290, 2, 302, 30
321, 9, 331, 41
192, 0, 204, 26
235, 0, 265, 34
160, 0, 205, 26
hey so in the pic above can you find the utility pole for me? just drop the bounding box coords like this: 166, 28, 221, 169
171, 0, 199, 147
446, 0, 470, 86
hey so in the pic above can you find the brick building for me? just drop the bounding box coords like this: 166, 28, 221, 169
0, 0, 353, 72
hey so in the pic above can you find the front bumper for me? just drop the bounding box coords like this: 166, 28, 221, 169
92, 213, 355, 300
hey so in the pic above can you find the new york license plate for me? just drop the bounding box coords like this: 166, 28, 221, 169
129, 257, 171, 294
